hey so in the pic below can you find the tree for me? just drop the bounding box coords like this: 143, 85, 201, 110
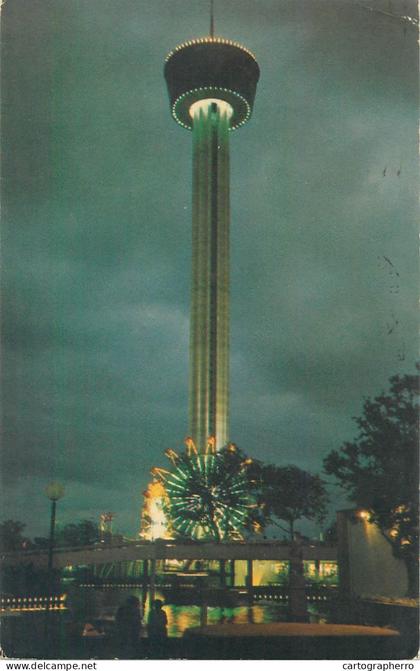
323, 370, 419, 597
260, 465, 329, 539
1, 563, 60, 596
34, 520, 100, 548
0, 520, 30, 552
56, 520, 100, 547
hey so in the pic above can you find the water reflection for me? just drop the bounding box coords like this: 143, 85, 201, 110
66, 587, 329, 637
165, 605, 277, 636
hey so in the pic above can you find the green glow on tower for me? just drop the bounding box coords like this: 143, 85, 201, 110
164, 36, 260, 453
189, 100, 230, 451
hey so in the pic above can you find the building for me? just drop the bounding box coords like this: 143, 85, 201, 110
164, 34, 260, 451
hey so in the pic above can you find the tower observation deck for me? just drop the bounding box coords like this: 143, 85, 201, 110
164, 37, 259, 452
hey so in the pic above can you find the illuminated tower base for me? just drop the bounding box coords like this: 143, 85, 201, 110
165, 36, 259, 453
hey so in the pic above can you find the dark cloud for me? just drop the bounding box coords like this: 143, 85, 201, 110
1, 0, 417, 536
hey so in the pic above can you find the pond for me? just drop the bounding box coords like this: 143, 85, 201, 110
67, 585, 331, 637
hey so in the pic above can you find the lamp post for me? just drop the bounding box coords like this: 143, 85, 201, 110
45, 482, 65, 574
44, 481, 64, 649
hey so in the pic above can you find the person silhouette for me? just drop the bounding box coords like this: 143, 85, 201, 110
115, 595, 142, 658
147, 599, 168, 657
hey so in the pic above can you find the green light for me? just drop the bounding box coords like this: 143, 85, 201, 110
171, 86, 252, 131
162, 448, 256, 540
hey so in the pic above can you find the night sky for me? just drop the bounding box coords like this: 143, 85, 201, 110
2, 0, 418, 538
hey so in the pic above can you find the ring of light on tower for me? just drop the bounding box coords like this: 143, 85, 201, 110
164, 37, 260, 131
189, 98, 234, 120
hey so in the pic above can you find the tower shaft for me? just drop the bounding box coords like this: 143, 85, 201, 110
189, 103, 230, 452
164, 35, 259, 454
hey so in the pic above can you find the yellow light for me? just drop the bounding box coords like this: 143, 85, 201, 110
206, 436, 216, 454
45, 482, 65, 501
165, 448, 179, 464
164, 36, 257, 63
358, 510, 371, 521
395, 504, 408, 514
185, 436, 197, 455
150, 466, 170, 479
140, 479, 172, 541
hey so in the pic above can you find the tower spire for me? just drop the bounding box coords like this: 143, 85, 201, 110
210, 0, 214, 37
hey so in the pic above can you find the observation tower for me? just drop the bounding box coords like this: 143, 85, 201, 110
164, 16, 259, 453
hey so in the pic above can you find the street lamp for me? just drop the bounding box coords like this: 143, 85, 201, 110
45, 482, 65, 573
357, 509, 371, 522
43, 482, 64, 653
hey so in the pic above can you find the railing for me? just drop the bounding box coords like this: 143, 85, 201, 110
79, 583, 144, 588
1, 540, 139, 559
2, 540, 337, 568
0, 594, 67, 612
252, 584, 337, 603
75, 582, 338, 603
2, 539, 337, 557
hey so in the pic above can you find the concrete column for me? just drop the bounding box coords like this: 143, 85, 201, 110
247, 606, 254, 624
190, 102, 230, 452
336, 510, 352, 600
149, 558, 156, 604
288, 540, 309, 622
230, 559, 235, 587
200, 602, 208, 627
141, 559, 149, 608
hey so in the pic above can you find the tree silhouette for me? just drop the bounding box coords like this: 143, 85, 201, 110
260, 465, 329, 539
0, 519, 29, 552
57, 520, 100, 547
324, 370, 419, 596
33, 519, 100, 548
